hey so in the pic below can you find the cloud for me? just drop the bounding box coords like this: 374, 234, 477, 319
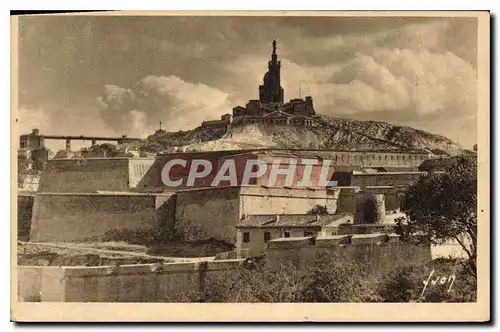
20, 16, 476, 148
16, 107, 52, 135
97, 75, 231, 136
219, 19, 477, 147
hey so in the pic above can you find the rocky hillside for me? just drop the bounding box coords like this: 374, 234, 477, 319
144, 115, 470, 156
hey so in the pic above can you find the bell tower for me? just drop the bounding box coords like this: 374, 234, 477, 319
258, 40, 284, 104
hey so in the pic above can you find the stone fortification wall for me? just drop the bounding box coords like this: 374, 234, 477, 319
18, 194, 34, 241
240, 186, 339, 215
266, 233, 431, 274
38, 158, 131, 193
29, 193, 173, 242
351, 172, 425, 188
175, 186, 340, 245
175, 187, 242, 245
17, 259, 244, 302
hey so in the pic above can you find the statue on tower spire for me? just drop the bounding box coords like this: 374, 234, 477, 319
258, 40, 284, 104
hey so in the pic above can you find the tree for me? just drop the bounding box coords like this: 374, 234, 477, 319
307, 205, 328, 215
395, 157, 477, 278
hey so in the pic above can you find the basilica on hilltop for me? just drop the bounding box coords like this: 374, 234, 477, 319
230, 40, 318, 127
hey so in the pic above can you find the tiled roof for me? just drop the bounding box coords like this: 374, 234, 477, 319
237, 213, 352, 228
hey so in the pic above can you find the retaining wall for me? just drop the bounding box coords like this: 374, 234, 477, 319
37, 158, 156, 193
18, 194, 34, 241
30, 193, 175, 242
18, 259, 244, 302
266, 233, 431, 274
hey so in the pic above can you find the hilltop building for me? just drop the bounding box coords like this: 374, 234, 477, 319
231, 40, 317, 127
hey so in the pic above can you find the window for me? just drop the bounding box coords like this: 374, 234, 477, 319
243, 232, 250, 243
304, 231, 313, 237
284, 232, 290, 238
264, 232, 271, 243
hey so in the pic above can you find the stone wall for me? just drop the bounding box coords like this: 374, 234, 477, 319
236, 227, 318, 258
175, 186, 340, 245
18, 173, 40, 192
151, 149, 431, 191
175, 187, 242, 244
29, 193, 172, 242
38, 158, 131, 193
18, 194, 34, 241
351, 172, 424, 188
127, 158, 156, 189
17, 259, 244, 302
335, 187, 360, 214
266, 234, 431, 274
363, 186, 405, 212
240, 186, 339, 215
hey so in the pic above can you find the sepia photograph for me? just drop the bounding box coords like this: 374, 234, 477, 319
11, 11, 490, 322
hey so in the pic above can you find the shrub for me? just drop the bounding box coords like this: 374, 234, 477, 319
307, 205, 328, 215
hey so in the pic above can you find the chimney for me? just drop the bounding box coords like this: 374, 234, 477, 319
316, 214, 320, 222
275, 214, 280, 222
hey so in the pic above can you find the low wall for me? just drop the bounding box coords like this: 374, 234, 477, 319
30, 193, 175, 242
266, 234, 431, 274
18, 259, 244, 302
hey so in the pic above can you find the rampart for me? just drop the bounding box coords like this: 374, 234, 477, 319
175, 187, 242, 244
17, 259, 244, 302
29, 193, 175, 242
240, 186, 339, 215
18, 194, 34, 241
38, 158, 155, 193
175, 186, 340, 244
266, 233, 431, 273
351, 172, 425, 188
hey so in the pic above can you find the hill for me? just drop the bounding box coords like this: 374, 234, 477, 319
144, 115, 470, 156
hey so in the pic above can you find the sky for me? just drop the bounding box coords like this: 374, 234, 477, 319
16, 15, 478, 151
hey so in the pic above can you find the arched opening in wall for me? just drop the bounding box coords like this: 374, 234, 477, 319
379, 155, 382, 161
397, 193, 407, 211
331, 172, 352, 186
360, 196, 384, 224
385, 156, 388, 161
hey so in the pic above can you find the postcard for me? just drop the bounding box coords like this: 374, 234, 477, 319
11, 10, 490, 322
